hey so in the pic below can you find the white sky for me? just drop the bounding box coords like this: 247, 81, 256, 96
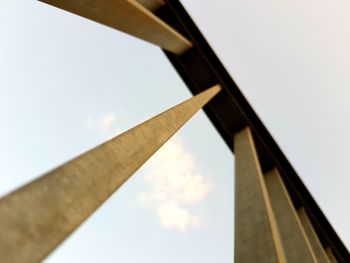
1, 0, 350, 262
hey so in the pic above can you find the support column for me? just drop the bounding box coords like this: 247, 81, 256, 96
298, 207, 331, 263
234, 127, 286, 263
0, 85, 221, 263
265, 168, 317, 263
39, 0, 192, 54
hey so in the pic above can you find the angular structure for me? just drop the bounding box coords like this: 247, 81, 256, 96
0, 0, 348, 262
0, 85, 221, 263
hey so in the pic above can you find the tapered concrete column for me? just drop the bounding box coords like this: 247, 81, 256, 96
265, 168, 317, 263
0, 85, 221, 263
298, 207, 331, 263
234, 127, 286, 263
325, 247, 338, 263
39, 0, 192, 54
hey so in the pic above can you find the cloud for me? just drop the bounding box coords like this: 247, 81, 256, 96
85, 113, 121, 139
140, 136, 211, 231
156, 204, 200, 231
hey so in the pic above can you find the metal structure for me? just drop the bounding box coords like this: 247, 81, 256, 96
0, 0, 348, 262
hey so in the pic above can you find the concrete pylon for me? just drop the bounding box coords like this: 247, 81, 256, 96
298, 207, 331, 263
0, 85, 221, 263
234, 127, 286, 263
39, 0, 192, 54
265, 168, 317, 263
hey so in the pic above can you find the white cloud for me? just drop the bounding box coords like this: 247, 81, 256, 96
85, 113, 121, 139
101, 114, 117, 131
156, 204, 200, 231
140, 137, 211, 231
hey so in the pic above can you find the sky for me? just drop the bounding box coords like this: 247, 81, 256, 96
1, 0, 350, 262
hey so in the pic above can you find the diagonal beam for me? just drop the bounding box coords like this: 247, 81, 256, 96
38, 0, 192, 55
265, 168, 317, 263
0, 85, 221, 263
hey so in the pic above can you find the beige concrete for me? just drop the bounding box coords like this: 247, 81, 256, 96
39, 0, 192, 54
234, 127, 286, 263
298, 207, 331, 263
265, 168, 317, 263
0, 85, 221, 263
325, 247, 338, 263
136, 0, 164, 11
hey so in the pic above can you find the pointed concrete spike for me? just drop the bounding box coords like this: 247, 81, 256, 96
0, 85, 221, 263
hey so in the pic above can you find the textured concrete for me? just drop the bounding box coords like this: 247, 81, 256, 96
0, 85, 221, 263
265, 168, 317, 263
39, 0, 192, 54
298, 207, 331, 263
326, 247, 338, 263
234, 127, 286, 263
